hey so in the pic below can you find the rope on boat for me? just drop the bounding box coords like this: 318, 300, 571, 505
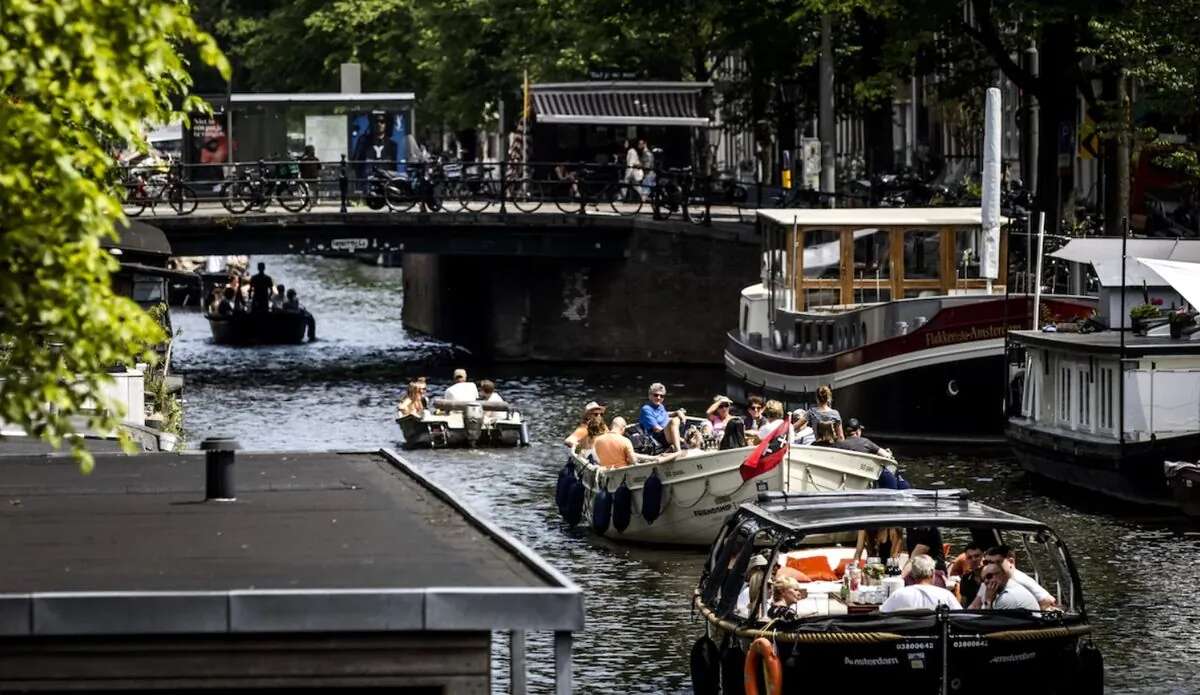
672, 477, 711, 509
985, 624, 1093, 641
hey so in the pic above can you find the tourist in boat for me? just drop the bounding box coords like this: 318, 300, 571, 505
282, 289, 317, 340
811, 420, 838, 447
248, 262, 274, 313
975, 561, 1040, 611
593, 416, 636, 468
270, 284, 286, 311
834, 418, 890, 457
971, 545, 1056, 610
767, 575, 809, 621
565, 401, 606, 450
854, 526, 905, 562
734, 553, 770, 619
397, 382, 425, 418
806, 385, 844, 440
790, 409, 815, 445
217, 287, 235, 316
949, 542, 985, 606
743, 395, 767, 437
639, 383, 682, 453
756, 400, 786, 441
479, 379, 503, 403
705, 395, 734, 438
880, 555, 962, 613
444, 368, 479, 402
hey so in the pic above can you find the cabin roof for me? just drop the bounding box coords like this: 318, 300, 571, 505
1009, 329, 1200, 355
741, 489, 1048, 534
0, 448, 582, 637
756, 207, 1000, 228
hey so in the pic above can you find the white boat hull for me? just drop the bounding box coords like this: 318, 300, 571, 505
575, 446, 890, 546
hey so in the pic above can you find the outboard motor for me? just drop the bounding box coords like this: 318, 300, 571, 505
642, 468, 664, 525
612, 478, 632, 532
592, 482, 613, 534
463, 403, 484, 445
556, 458, 576, 516
518, 421, 530, 446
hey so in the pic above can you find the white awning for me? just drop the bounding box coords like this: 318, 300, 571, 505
532, 82, 710, 127
1050, 238, 1200, 265
756, 208, 1000, 228
1137, 258, 1200, 308
1091, 259, 1168, 288
228, 92, 415, 104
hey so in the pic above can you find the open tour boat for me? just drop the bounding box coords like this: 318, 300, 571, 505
396, 398, 530, 449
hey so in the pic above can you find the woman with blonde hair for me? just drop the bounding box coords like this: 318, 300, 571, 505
806, 385, 844, 440
396, 382, 425, 418
756, 399, 786, 441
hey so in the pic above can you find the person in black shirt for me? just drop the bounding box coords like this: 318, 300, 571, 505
248, 262, 274, 313
833, 418, 888, 456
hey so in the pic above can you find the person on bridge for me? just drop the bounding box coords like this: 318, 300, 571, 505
248, 262, 274, 313
444, 368, 479, 402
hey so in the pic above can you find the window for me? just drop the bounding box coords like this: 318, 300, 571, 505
955, 230, 983, 279
903, 230, 940, 279
802, 229, 841, 280
804, 288, 841, 309
853, 228, 890, 279
1059, 366, 1072, 423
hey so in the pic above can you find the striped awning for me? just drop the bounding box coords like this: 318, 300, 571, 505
532, 82, 711, 127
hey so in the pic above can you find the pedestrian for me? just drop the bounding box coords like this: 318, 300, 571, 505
299, 145, 320, 208
638, 139, 656, 200
623, 139, 642, 202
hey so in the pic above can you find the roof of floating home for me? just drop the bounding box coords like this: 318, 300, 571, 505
1050, 238, 1200, 265
1009, 329, 1200, 355
0, 449, 581, 637
742, 489, 1049, 533
756, 208, 1004, 227
532, 81, 712, 127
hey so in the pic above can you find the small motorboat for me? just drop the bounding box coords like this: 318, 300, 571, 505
690, 489, 1103, 694
1164, 461, 1200, 518
563, 441, 892, 546
396, 398, 530, 449
206, 310, 313, 346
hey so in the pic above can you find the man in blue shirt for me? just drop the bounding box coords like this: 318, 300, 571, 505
639, 382, 681, 453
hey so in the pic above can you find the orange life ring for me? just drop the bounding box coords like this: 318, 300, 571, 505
743, 637, 784, 695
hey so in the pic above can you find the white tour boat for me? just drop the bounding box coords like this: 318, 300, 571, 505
396, 398, 530, 449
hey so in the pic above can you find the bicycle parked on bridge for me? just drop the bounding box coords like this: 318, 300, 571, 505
221, 160, 311, 214
121, 163, 198, 217
649, 167, 709, 225
548, 164, 642, 216
381, 157, 445, 213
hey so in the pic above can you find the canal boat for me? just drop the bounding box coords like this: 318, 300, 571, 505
691, 488, 1102, 694
566, 441, 892, 546
206, 310, 312, 345
396, 398, 530, 449
1007, 248, 1200, 509
1164, 462, 1200, 518
725, 208, 1095, 445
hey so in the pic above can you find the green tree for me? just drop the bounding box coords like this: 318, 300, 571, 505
0, 0, 228, 470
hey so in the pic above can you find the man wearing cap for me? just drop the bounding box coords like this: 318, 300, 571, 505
833, 418, 887, 456
444, 368, 479, 402
639, 382, 682, 453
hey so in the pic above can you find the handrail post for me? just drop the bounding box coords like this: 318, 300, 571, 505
339, 155, 349, 214
499, 158, 508, 214
578, 162, 586, 215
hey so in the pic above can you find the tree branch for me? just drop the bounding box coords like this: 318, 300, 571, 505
962, 0, 1040, 97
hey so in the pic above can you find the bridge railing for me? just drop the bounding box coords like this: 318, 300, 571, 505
115, 158, 853, 223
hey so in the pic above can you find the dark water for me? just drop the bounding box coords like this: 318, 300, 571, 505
174, 255, 1200, 694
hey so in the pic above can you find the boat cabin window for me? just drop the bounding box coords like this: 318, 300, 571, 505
903, 230, 941, 279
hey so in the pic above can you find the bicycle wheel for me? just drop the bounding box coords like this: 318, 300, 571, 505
384, 180, 416, 213
459, 178, 496, 213
168, 184, 198, 215
277, 180, 309, 212
122, 185, 148, 217
649, 185, 673, 219
607, 181, 643, 216
221, 180, 252, 214
685, 182, 709, 225
508, 177, 543, 213
553, 181, 582, 214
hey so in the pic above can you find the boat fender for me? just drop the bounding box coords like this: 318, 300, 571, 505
719, 635, 747, 695
563, 477, 585, 527
555, 459, 576, 516
1077, 639, 1104, 694
612, 478, 632, 533
641, 468, 664, 525
591, 482, 613, 534
743, 637, 783, 695
896, 472, 911, 490
876, 468, 898, 489
689, 635, 721, 695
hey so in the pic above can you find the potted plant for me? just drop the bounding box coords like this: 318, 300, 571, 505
1169, 310, 1194, 339
1129, 303, 1161, 334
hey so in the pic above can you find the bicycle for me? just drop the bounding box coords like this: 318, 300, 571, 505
221, 160, 310, 214
550, 164, 643, 216
457, 162, 500, 213
382, 158, 446, 213
504, 163, 544, 213
121, 163, 197, 216
650, 167, 708, 225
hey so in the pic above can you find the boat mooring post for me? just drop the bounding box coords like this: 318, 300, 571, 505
510, 629, 527, 695
201, 436, 240, 501
1031, 212, 1045, 329
554, 630, 573, 695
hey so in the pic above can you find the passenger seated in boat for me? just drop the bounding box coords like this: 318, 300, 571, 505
854, 527, 904, 562
967, 545, 1056, 610
718, 417, 747, 450
880, 555, 961, 613
743, 395, 766, 444
734, 553, 770, 618
217, 287, 236, 316
790, 409, 815, 445
806, 385, 844, 440
282, 289, 317, 341
593, 416, 636, 468
397, 382, 425, 418
811, 420, 838, 447
975, 559, 1040, 611
948, 542, 985, 606
755, 400, 787, 441
564, 401, 607, 451
270, 284, 285, 311
639, 382, 682, 453
444, 368, 479, 401
767, 575, 809, 620
705, 396, 734, 438
478, 379, 503, 403
834, 418, 890, 457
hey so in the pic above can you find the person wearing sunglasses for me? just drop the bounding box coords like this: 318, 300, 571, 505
978, 562, 1040, 611
743, 395, 767, 433
638, 382, 682, 453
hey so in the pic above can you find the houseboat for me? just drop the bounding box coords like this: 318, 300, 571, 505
691, 489, 1102, 693
725, 208, 1094, 444
1008, 243, 1200, 509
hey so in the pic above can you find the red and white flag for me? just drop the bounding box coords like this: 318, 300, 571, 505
739, 416, 790, 481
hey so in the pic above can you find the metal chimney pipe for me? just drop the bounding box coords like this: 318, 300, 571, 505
200, 436, 240, 501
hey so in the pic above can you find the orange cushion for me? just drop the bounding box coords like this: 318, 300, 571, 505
785, 555, 838, 581
776, 566, 812, 583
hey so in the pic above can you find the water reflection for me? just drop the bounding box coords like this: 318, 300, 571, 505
174, 255, 1200, 694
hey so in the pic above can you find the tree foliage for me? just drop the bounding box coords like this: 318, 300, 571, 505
0, 0, 228, 470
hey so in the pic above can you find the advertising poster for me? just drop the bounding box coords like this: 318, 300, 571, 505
187, 113, 229, 180
349, 111, 409, 179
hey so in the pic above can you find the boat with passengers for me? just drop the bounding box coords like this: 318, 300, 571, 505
691, 488, 1102, 694
725, 208, 1095, 445
396, 397, 530, 449
557, 417, 896, 546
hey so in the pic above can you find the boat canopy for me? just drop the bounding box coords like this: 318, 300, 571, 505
755, 207, 1010, 311
1050, 238, 1200, 265
1137, 257, 1200, 309
741, 488, 1049, 535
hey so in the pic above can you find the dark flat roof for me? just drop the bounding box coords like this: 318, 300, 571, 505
744, 489, 1049, 534
1010, 329, 1200, 356
0, 449, 582, 636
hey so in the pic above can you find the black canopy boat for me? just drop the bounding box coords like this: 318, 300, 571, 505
206, 309, 314, 345
691, 489, 1101, 695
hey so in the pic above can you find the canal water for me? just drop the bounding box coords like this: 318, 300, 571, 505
173, 254, 1200, 694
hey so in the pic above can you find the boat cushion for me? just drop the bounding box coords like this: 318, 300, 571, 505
785, 555, 838, 581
